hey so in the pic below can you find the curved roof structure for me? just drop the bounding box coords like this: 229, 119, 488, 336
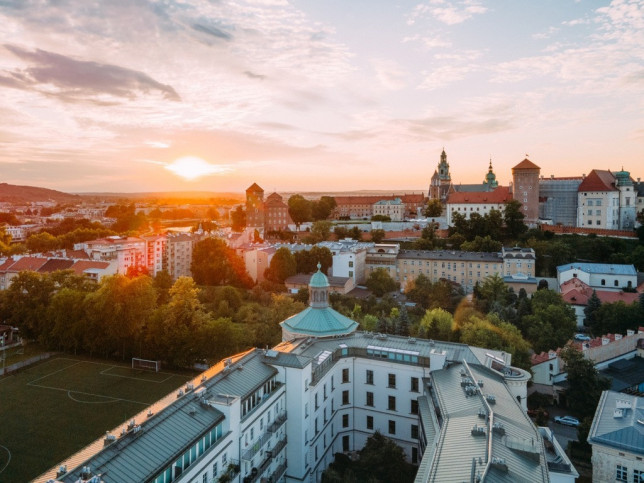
280, 306, 358, 337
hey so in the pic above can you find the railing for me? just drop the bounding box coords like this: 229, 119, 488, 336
311, 346, 430, 385
268, 461, 287, 482
242, 382, 284, 422
268, 411, 287, 433
242, 431, 273, 461
215, 460, 240, 483
271, 436, 287, 457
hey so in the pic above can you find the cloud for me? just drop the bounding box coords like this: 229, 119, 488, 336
418, 65, 473, 90
408, 0, 488, 26
2, 45, 181, 102
191, 22, 233, 42
244, 71, 266, 80
371, 59, 408, 90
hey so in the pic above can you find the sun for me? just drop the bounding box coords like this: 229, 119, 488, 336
165, 156, 224, 180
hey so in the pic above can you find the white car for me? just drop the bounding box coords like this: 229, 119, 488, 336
574, 334, 591, 341
554, 416, 580, 427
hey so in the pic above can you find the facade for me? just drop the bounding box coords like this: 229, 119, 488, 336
428, 149, 451, 203
318, 239, 370, 284
577, 169, 638, 230
376, 247, 536, 294
264, 193, 292, 232
242, 245, 276, 283
245, 183, 265, 229
372, 198, 404, 221
333, 194, 425, 220
557, 263, 637, 292
76, 236, 147, 274
44, 270, 576, 483
445, 186, 512, 226
511, 159, 541, 225
589, 391, 644, 483
537, 176, 583, 227
142, 234, 167, 276
165, 233, 204, 280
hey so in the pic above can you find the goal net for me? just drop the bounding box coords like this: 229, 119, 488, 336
132, 358, 161, 372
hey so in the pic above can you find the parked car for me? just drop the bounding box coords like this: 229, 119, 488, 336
574, 333, 591, 341
554, 415, 580, 427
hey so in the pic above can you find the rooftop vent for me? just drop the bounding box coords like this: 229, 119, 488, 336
186, 383, 194, 391
486, 394, 496, 404
56, 465, 67, 477
471, 425, 486, 437
616, 399, 633, 410
478, 408, 487, 419
491, 457, 508, 472
478, 380, 484, 387
408, 337, 416, 344
492, 423, 505, 435
104, 431, 116, 446
614, 409, 624, 419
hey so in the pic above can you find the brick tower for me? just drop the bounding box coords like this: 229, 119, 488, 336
511, 158, 540, 225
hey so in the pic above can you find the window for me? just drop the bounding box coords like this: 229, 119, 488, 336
315, 417, 319, 434
388, 420, 396, 435
342, 414, 349, 428
315, 393, 319, 410
615, 280, 619, 287
324, 384, 327, 400
305, 403, 309, 418
366, 369, 374, 385
367, 415, 374, 430
617, 465, 627, 481
412, 447, 418, 464
342, 390, 349, 405
411, 399, 419, 415
342, 435, 350, 452
366, 392, 374, 407
411, 377, 419, 392
633, 469, 644, 482
342, 368, 349, 383
601, 279, 606, 286
411, 424, 419, 439
388, 396, 396, 411
212, 462, 218, 477
349, 261, 353, 267
388, 373, 396, 388
203, 474, 208, 483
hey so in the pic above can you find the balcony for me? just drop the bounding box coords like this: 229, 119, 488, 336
215, 460, 240, 483
268, 411, 287, 433
267, 462, 287, 483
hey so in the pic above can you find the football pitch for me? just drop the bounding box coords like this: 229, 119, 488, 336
0, 356, 192, 482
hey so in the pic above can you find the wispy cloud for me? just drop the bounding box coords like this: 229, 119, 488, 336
407, 0, 488, 26
2, 45, 180, 102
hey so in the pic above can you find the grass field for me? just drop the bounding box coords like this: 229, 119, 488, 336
0, 355, 192, 482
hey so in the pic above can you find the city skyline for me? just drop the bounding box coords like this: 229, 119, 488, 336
1, 0, 642, 193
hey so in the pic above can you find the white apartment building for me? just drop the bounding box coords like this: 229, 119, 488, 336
142, 234, 167, 276
445, 187, 512, 226
577, 169, 638, 230
75, 236, 147, 274
318, 239, 371, 284
589, 391, 644, 483
165, 233, 205, 280
43, 270, 577, 483
556, 263, 637, 292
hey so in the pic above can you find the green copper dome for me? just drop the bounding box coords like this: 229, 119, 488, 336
309, 263, 329, 288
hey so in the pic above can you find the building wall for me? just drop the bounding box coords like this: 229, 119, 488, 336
331, 249, 367, 285
592, 444, 644, 483
577, 190, 620, 229
512, 167, 540, 224
557, 266, 637, 292
446, 202, 505, 225
537, 178, 582, 226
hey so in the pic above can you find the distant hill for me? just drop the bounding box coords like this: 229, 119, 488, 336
0, 183, 80, 203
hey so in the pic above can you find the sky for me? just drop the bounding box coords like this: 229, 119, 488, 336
0, 0, 642, 194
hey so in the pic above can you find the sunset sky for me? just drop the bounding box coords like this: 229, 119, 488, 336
0, 0, 642, 194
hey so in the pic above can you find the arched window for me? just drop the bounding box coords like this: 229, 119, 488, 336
601, 279, 606, 286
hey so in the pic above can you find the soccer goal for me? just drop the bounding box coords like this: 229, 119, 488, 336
132, 358, 161, 372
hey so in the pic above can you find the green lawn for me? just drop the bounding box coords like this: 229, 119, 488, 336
0, 355, 192, 482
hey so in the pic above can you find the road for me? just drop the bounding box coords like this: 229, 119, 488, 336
547, 419, 579, 449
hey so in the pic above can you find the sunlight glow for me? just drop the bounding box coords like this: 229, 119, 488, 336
165, 157, 227, 180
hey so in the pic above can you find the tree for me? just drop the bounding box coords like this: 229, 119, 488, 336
370, 229, 386, 243
264, 247, 297, 283
349, 226, 362, 241
419, 308, 454, 341
312, 196, 337, 220
561, 346, 610, 419
294, 246, 332, 274
311, 220, 333, 242
365, 268, 398, 297
504, 199, 527, 239
191, 238, 253, 288
288, 195, 312, 229
584, 290, 602, 329
357, 432, 416, 483
230, 206, 246, 232
0, 212, 20, 225
334, 226, 349, 240
424, 199, 443, 217
460, 235, 502, 253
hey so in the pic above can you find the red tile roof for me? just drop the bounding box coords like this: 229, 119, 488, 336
6, 257, 48, 272
70, 260, 111, 275
334, 194, 425, 205
446, 186, 512, 204
37, 259, 75, 273
560, 278, 640, 306
66, 249, 90, 259
578, 169, 617, 192
512, 159, 540, 171
0, 258, 17, 271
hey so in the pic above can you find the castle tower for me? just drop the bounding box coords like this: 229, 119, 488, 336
483, 159, 498, 189
615, 168, 636, 229
511, 158, 540, 225
245, 182, 265, 229
429, 149, 452, 202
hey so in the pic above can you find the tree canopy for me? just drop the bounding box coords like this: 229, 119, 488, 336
190, 238, 253, 288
